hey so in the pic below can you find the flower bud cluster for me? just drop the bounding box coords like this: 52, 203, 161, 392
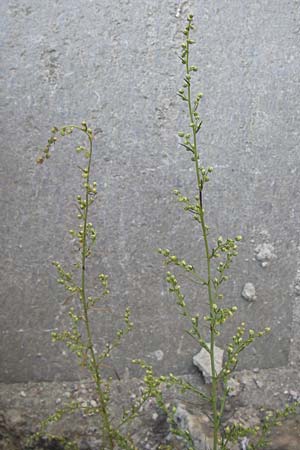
212, 235, 242, 259
69, 222, 96, 248
86, 295, 100, 307
99, 308, 133, 363
210, 236, 243, 288
177, 14, 203, 179
36, 122, 91, 165
130, 361, 196, 447
179, 14, 195, 66
158, 248, 194, 273
223, 422, 258, 446
51, 325, 84, 359
165, 271, 186, 310
173, 189, 205, 223
86, 222, 96, 243
83, 181, 97, 195
131, 362, 159, 403
222, 324, 271, 377
36, 132, 58, 164
80, 121, 93, 140
69, 306, 82, 324
173, 188, 190, 204
205, 305, 238, 330
60, 126, 74, 136
52, 261, 79, 293
99, 273, 109, 289
198, 165, 213, 184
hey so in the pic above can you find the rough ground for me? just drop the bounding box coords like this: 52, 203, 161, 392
0, 367, 299, 450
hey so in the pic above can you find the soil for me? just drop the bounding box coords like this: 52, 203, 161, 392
0, 367, 299, 449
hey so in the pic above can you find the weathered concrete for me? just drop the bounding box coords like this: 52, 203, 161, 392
0, 0, 300, 384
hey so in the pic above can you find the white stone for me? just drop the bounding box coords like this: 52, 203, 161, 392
254, 379, 263, 389
242, 282, 257, 301
148, 349, 164, 361
193, 344, 224, 383
255, 243, 276, 266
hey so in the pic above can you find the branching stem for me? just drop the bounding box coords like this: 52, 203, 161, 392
185, 23, 219, 450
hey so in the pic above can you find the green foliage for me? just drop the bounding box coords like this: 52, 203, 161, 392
33, 15, 299, 450
34, 123, 147, 449
136, 14, 299, 450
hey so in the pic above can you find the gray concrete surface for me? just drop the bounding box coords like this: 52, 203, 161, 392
0, 0, 300, 383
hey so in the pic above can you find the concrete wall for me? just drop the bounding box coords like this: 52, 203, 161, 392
1, 0, 300, 383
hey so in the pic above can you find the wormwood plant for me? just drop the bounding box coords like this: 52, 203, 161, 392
34, 123, 148, 450
133, 14, 298, 450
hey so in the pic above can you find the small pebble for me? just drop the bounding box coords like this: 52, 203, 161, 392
255, 380, 264, 389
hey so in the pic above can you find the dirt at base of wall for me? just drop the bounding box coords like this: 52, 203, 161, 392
0, 367, 299, 450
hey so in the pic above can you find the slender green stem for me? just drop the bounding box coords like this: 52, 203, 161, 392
185, 26, 219, 450
80, 133, 115, 450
